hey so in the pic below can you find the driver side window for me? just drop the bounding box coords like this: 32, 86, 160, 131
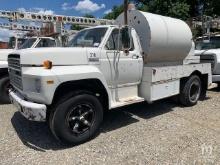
105, 29, 122, 50
36, 39, 56, 48
105, 29, 134, 51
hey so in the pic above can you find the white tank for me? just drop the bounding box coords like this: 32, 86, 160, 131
115, 10, 193, 64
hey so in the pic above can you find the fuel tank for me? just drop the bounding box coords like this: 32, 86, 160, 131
116, 10, 193, 64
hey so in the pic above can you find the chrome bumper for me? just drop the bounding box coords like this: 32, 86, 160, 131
9, 90, 47, 122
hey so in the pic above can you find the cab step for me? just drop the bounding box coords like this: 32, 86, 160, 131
111, 96, 145, 109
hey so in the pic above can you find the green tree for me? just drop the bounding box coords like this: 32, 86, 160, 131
105, 0, 220, 20
70, 24, 84, 31
134, 0, 190, 20
176, 0, 220, 17
83, 14, 95, 18
103, 5, 124, 19
203, 0, 220, 16
102, 0, 219, 37
167, 2, 190, 20
104, 0, 190, 20
212, 0, 220, 16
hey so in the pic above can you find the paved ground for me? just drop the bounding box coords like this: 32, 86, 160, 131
0, 88, 220, 165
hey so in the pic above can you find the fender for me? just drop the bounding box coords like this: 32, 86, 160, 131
22, 65, 112, 107
52, 65, 112, 106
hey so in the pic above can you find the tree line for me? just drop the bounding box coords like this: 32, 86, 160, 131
104, 0, 220, 20
72, 0, 220, 36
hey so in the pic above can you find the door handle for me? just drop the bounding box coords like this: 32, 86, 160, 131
132, 55, 139, 59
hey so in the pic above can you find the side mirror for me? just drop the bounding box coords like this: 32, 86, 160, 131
121, 26, 131, 52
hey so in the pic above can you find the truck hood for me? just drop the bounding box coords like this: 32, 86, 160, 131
11, 47, 90, 65
195, 49, 220, 75
195, 49, 220, 56
0, 49, 14, 61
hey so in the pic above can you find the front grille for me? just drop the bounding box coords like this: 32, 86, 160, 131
200, 54, 215, 72
8, 54, 23, 90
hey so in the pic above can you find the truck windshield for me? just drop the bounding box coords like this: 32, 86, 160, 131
195, 37, 220, 50
8, 37, 27, 49
68, 27, 108, 47
19, 38, 37, 49
35, 38, 56, 48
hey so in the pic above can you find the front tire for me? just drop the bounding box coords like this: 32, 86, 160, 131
216, 82, 220, 89
49, 92, 103, 145
0, 76, 11, 104
179, 75, 201, 107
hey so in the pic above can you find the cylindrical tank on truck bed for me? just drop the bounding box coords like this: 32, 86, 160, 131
115, 10, 193, 64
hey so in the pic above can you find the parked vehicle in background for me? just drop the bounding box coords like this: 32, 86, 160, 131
195, 35, 220, 86
0, 36, 57, 103
8, 9, 211, 145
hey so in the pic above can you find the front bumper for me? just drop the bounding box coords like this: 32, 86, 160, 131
9, 90, 47, 122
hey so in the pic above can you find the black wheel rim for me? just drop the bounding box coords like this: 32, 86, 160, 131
189, 81, 200, 102
66, 103, 95, 135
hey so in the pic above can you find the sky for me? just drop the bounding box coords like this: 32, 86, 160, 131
0, 0, 121, 17
0, 0, 122, 42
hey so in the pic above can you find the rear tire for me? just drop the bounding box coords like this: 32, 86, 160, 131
0, 76, 11, 104
49, 92, 103, 145
179, 75, 201, 107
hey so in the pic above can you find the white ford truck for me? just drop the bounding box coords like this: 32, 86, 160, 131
8, 10, 211, 145
0, 36, 57, 103
195, 35, 220, 86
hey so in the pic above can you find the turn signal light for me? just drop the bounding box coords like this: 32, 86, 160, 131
47, 80, 54, 84
43, 60, 52, 69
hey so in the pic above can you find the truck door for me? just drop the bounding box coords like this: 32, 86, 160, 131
100, 28, 142, 88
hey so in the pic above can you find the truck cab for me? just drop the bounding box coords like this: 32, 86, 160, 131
0, 36, 57, 103
8, 10, 211, 145
8, 25, 143, 106
195, 35, 220, 84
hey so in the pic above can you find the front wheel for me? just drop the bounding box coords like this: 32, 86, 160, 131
179, 75, 201, 107
0, 76, 11, 104
216, 82, 220, 89
49, 92, 103, 145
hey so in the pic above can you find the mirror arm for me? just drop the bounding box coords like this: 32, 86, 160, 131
124, 49, 129, 54
124, 0, 128, 25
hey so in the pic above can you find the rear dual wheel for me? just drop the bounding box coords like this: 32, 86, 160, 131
49, 92, 103, 145
179, 75, 201, 106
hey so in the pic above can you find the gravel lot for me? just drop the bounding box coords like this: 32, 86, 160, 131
0, 88, 220, 165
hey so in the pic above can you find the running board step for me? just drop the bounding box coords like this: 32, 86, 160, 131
111, 96, 145, 109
